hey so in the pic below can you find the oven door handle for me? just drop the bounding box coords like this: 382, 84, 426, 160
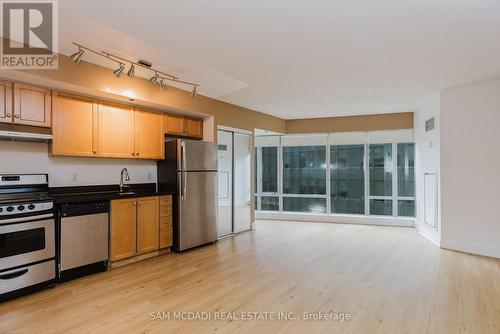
0, 213, 53, 225
0, 268, 29, 280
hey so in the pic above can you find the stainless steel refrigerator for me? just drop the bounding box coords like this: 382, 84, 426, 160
157, 139, 218, 252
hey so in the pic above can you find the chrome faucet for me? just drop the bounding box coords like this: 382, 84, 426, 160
119, 168, 130, 192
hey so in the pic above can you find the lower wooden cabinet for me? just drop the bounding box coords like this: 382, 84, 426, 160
159, 195, 173, 249
110, 196, 160, 261
110, 198, 137, 261
137, 197, 159, 254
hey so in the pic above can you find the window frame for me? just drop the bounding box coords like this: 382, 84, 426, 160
254, 134, 415, 218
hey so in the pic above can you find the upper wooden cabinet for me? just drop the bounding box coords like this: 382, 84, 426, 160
98, 102, 135, 159
0, 80, 13, 124
165, 114, 184, 135
51, 93, 164, 160
134, 109, 164, 159
164, 114, 203, 139
52, 92, 98, 157
184, 117, 203, 138
13, 83, 51, 127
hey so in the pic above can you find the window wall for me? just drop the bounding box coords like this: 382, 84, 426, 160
254, 130, 415, 218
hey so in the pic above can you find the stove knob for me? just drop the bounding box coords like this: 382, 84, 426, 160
28, 204, 35, 210
6, 206, 14, 212
0, 207, 3, 213
17, 205, 25, 211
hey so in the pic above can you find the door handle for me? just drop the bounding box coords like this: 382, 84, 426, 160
183, 171, 187, 201
6, 113, 11, 117
0, 268, 29, 280
181, 141, 186, 171
14, 114, 20, 118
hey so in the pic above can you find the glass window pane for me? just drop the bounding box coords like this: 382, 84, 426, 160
262, 147, 278, 193
398, 200, 415, 217
283, 146, 326, 195
397, 143, 415, 197
283, 197, 326, 213
330, 144, 365, 214
369, 144, 392, 196
261, 196, 279, 211
370, 199, 393, 216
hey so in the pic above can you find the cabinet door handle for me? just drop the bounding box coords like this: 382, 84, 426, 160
6, 113, 11, 117
138, 202, 142, 205
14, 114, 20, 118
132, 152, 135, 156
133, 202, 137, 206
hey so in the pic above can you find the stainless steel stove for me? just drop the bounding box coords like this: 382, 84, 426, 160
0, 174, 56, 301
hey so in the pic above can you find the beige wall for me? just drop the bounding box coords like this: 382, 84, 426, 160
286, 112, 414, 134
1, 54, 287, 137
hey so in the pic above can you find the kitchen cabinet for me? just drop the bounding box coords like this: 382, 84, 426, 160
134, 109, 164, 159
98, 102, 135, 158
52, 92, 164, 160
111, 196, 160, 261
165, 114, 184, 135
164, 114, 203, 139
13, 83, 52, 127
0, 80, 12, 124
159, 195, 173, 249
110, 198, 137, 261
184, 117, 203, 138
51, 92, 98, 157
137, 196, 160, 254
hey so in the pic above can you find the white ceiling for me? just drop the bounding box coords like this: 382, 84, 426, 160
57, 0, 500, 119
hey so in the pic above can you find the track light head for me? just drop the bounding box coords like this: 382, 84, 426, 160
70, 48, 84, 63
127, 64, 135, 78
160, 79, 168, 92
113, 64, 125, 77
150, 72, 159, 85
191, 85, 198, 98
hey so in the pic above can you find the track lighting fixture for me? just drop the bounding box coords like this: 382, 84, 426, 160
160, 79, 168, 92
70, 48, 84, 63
113, 64, 125, 77
150, 72, 159, 85
127, 64, 135, 78
71, 42, 199, 97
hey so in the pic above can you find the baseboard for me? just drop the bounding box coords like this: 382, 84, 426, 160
441, 239, 500, 259
415, 224, 441, 247
255, 211, 415, 227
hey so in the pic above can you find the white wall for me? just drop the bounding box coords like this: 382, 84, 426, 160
414, 94, 441, 246
440, 78, 500, 258
0, 141, 157, 187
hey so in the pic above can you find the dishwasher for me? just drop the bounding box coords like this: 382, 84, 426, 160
58, 201, 109, 282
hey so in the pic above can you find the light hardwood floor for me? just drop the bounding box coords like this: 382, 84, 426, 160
1, 220, 499, 334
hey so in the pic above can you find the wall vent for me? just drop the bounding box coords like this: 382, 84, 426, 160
425, 118, 435, 132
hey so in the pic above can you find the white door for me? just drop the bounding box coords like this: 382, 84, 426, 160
233, 133, 252, 232
217, 130, 233, 236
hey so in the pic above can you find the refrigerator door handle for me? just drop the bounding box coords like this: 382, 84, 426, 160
181, 141, 187, 171
183, 172, 187, 201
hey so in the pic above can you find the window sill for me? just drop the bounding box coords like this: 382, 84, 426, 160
255, 211, 415, 227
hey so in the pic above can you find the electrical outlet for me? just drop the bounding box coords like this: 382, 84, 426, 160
72, 173, 78, 183
147, 172, 152, 180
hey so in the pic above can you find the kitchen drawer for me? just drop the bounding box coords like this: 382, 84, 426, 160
160, 195, 172, 205
159, 228, 172, 249
159, 205, 172, 217
0, 260, 55, 294
159, 216, 172, 229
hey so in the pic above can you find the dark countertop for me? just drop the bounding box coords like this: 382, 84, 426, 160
49, 183, 175, 204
